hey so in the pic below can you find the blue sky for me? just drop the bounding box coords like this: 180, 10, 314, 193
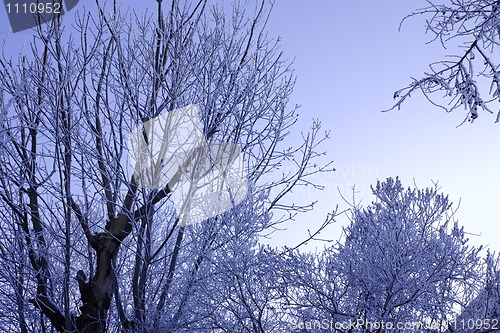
264, 1, 500, 252
1, 1, 499, 252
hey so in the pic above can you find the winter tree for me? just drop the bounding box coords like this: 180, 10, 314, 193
451, 251, 500, 333
281, 178, 484, 332
0, 1, 334, 332
390, 1, 500, 123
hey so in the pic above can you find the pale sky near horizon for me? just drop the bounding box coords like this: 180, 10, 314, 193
1, 1, 499, 253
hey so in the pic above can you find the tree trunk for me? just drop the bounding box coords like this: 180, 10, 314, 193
76, 234, 121, 333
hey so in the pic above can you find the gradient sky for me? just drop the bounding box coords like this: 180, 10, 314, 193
1, 1, 499, 253
264, 1, 500, 253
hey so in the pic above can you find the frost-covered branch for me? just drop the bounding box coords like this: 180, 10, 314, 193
389, 0, 500, 123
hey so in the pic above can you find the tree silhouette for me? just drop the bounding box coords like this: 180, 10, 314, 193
0, 1, 334, 331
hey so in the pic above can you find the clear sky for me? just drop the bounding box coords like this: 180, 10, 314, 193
1, 1, 499, 253
263, 1, 500, 253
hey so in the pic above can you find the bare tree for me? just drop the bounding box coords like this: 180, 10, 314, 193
389, 1, 500, 124
453, 251, 500, 333
0, 1, 334, 332
281, 178, 483, 332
